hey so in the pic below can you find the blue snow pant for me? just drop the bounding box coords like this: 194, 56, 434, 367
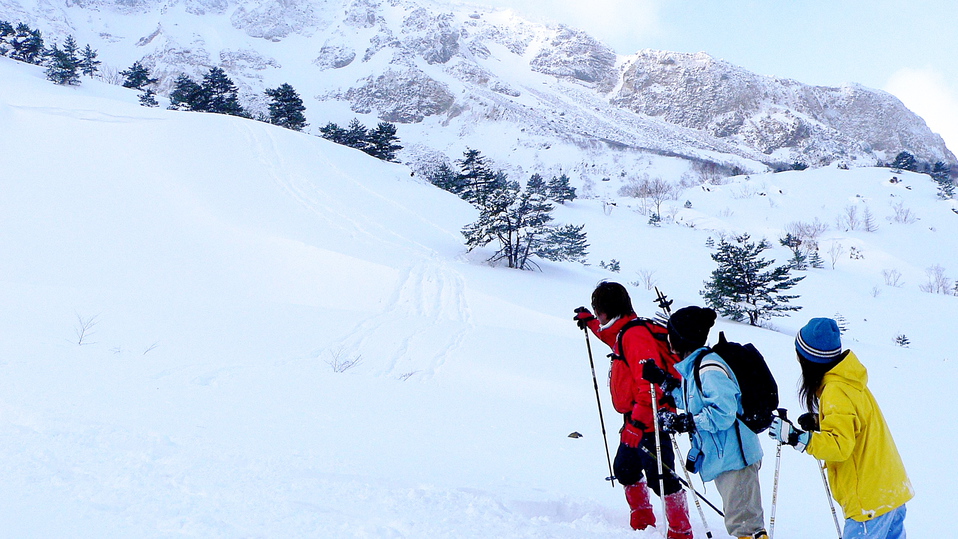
844, 504, 906, 539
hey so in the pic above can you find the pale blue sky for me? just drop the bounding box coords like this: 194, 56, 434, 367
454, 0, 958, 153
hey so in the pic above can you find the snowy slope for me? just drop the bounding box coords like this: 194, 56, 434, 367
1, 56, 957, 538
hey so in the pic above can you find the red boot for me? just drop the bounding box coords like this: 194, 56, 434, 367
624, 481, 656, 530
665, 490, 693, 539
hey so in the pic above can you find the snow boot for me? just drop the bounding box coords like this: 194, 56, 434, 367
624, 481, 656, 530
664, 490, 693, 539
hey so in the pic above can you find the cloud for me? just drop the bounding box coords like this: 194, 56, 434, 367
885, 68, 958, 156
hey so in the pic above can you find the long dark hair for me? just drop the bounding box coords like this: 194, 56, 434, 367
797, 351, 847, 412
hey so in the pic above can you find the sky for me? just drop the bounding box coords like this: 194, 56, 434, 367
460, 0, 958, 156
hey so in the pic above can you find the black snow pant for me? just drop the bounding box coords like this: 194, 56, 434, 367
613, 432, 683, 497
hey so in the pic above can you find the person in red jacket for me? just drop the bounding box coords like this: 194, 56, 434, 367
575, 281, 692, 538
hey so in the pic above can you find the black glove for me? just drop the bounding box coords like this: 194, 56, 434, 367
573, 306, 596, 330
798, 412, 820, 432
641, 360, 680, 393
658, 410, 695, 434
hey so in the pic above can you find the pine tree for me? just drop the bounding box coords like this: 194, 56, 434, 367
121, 61, 158, 90
0, 20, 13, 46
44, 42, 80, 86
546, 173, 576, 203
343, 118, 369, 151
809, 249, 825, 269
456, 148, 507, 207
319, 122, 348, 145
365, 122, 402, 161
426, 162, 466, 194
701, 234, 805, 326
201, 66, 245, 116
10, 23, 44, 64
462, 175, 588, 270
891, 151, 918, 172
780, 233, 807, 270
264, 83, 307, 131
169, 74, 205, 111
138, 88, 158, 107
78, 44, 101, 77
931, 161, 954, 199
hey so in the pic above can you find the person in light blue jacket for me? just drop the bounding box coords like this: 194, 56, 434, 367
643, 306, 767, 539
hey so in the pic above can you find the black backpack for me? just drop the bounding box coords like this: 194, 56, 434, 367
694, 331, 778, 433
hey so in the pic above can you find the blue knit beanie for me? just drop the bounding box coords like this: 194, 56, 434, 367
796, 318, 843, 363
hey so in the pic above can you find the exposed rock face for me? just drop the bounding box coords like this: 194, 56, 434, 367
343, 68, 456, 123
529, 26, 618, 93
5, 0, 953, 169
314, 44, 356, 70
612, 50, 953, 165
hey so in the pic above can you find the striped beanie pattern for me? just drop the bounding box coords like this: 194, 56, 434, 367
796, 317, 843, 363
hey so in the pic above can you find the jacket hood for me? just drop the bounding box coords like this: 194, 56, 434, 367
821, 350, 868, 392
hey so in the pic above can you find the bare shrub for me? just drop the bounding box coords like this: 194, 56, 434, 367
785, 219, 829, 252
828, 242, 844, 269
326, 347, 363, 372
618, 175, 679, 219
882, 269, 904, 288
919, 264, 954, 294
74, 313, 99, 345
837, 205, 860, 231
631, 269, 658, 291
889, 201, 917, 224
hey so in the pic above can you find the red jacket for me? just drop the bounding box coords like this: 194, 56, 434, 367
586, 315, 680, 435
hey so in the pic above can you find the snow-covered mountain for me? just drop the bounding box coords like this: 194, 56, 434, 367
2, 0, 953, 181
2, 52, 957, 538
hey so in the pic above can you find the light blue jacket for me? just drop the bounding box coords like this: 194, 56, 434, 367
670, 347, 764, 482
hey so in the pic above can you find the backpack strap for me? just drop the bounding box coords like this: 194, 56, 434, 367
611, 317, 665, 364
691, 342, 748, 463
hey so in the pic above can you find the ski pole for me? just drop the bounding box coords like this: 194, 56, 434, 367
650, 384, 669, 530
769, 408, 786, 539
670, 435, 714, 538
633, 440, 724, 517
817, 460, 843, 539
582, 328, 616, 487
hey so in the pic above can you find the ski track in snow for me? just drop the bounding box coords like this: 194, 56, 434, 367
242, 122, 445, 256
324, 259, 474, 381
239, 123, 476, 381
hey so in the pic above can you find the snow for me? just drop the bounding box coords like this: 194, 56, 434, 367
1, 56, 956, 537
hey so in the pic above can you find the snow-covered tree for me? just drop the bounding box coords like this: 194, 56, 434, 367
44, 41, 80, 86
9, 23, 44, 64
121, 61, 157, 90
546, 173, 576, 204
201, 67, 245, 117
891, 151, 918, 172
265, 83, 307, 131
78, 44, 100, 77
169, 74, 205, 111
365, 122, 402, 162
462, 173, 587, 270
701, 234, 805, 326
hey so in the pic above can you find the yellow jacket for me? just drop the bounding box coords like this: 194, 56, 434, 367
806, 351, 914, 521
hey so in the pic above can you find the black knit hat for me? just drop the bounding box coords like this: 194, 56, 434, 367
667, 306, 717, 353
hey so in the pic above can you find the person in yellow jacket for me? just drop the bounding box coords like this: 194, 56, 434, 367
769, 317, 914, 539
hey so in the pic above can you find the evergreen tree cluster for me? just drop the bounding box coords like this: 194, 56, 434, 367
319, 119, 403, 162
430, 149, 586, 270
886, 151, 955, 199
169, 67, 247, 117
0, 20, 101, 86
